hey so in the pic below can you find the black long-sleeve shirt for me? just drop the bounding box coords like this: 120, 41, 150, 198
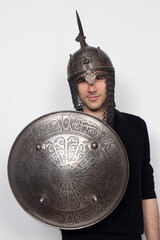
61, 112, 156, 240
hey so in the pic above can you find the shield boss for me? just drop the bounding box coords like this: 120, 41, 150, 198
8, 111, 129, 229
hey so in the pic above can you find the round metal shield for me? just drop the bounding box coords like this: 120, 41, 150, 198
8, 111, 129, 229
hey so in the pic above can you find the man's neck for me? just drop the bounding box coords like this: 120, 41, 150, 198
82, 109, 104, 121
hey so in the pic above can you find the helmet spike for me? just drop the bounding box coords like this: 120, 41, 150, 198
75, 10, 88, 51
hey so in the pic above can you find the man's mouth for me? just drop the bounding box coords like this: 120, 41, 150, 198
87, 95, 100, 101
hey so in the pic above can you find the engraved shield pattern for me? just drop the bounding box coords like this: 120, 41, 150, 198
8, 111, 129, 229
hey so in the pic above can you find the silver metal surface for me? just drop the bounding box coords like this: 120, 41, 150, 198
68, 11, 114, 82
8, 111, 129, 229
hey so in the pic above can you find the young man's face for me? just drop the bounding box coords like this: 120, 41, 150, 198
77, 77, 107, 115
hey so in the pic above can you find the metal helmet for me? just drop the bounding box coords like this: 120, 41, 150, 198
68, 11, 116, 127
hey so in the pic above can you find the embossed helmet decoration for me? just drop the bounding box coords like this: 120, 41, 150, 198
68, 11, 116, 127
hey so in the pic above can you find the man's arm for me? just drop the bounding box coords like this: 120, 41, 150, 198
142, 198, 159, 240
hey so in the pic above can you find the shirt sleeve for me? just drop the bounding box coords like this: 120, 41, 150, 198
140, 119, 156, 199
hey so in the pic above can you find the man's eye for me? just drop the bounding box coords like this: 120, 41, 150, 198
78, 77, 86, 83
96, 75, 105, 80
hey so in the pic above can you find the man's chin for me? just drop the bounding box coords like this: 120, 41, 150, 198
84, 106, 104, 112
82, 101, 106, 113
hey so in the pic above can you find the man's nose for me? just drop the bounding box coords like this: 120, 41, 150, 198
87, 82, 97, 92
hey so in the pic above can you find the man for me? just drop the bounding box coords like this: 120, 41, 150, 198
61, 12, 159, 240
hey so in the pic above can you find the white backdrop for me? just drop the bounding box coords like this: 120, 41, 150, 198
1, 0, 160, 239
